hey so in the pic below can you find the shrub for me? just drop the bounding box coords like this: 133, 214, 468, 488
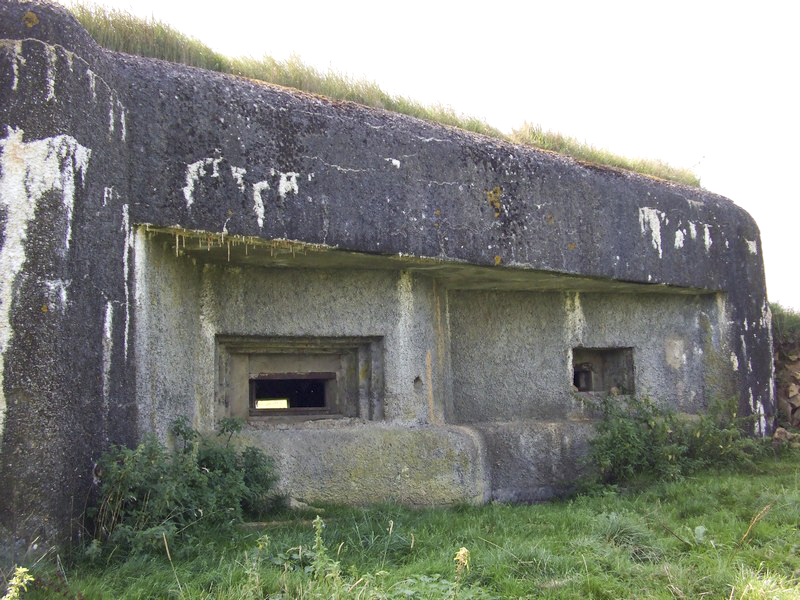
771, 302, 800, 343
87, 417, 277, 557
240, 445, 279, 518
586, 394, 768, 486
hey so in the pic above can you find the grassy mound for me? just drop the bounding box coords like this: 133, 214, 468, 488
68, 2, 700, 187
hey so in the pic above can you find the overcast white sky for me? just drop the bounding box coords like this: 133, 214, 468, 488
62, 0, 800, 309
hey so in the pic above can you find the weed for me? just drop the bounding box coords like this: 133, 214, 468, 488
86, 417, 277, 559
1, 567, 33, 600
595, 512, 663, 563
584, 394, 769, 486
260, 516, 490, 599
337, 510, 414, 568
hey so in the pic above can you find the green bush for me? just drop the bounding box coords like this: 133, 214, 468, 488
771, 302, 800, 343
586, 395, 768, 486
87, 417, 277, 557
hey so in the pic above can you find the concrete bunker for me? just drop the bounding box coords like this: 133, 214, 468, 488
0, 0, 775, 557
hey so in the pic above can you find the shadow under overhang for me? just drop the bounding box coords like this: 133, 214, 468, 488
142, 226, 715, 295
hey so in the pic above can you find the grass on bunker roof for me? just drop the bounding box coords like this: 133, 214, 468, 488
22, 450, 800, 599
67, 2, 701, 188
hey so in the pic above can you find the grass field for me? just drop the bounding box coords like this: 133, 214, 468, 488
19, 449, 800, 599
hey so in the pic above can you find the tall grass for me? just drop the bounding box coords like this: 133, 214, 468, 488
67, 2, 700, 187
510, 122, 701, 186
68, 3, 231, 70
22, 450, 800, 599
771, 302, 800, 343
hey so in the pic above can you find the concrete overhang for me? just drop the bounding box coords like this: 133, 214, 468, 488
145, 226, 716, 295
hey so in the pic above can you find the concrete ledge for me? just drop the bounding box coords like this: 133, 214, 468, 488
471, 419, 595, 502
239, 423, 489, 505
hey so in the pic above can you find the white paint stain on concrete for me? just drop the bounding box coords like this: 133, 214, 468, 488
758, 302, 773, 436
750, 388, 766, 435
45, 44, 57, 100
674, 229, 685, 249
278, 172, 299, 198
182, 157, 224, 208
121, 204, 133, 358
0, 127, 91, 441
182, 158, 214, 208
117, 100, 127, 142
385, 157, 401, 168
231, 166, 247, 193
565, 292, 585, 344
703, 224, 712, 251
103, 301, 113, 404
211, 157, 221, 178
730, 352, 739, 371
108, 96, 115, 134
253, 181, 269, 228
4, 40, 123, 145
1, 127, 89, 256
61, 149, 90, 252
103, 186, 114, 207
638, 207, 665, 258
4, 41, 25, 92
44, 279, 70, 313
761, 300, 772, 330
746, 239, 758, 255
688, 221, 697, 240
86, 68, 97, 101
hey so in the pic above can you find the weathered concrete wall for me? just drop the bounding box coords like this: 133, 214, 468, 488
238, 425, 489, 506
449, 291, 729, 422
448, 290, 731, 501
0, 0, 774, 560
134, 235, 452, 434
134, 231, 470, 502
0, 1, 135, 561
133, 229, 733, 505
